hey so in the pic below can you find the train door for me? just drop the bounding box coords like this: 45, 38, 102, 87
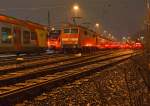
35, 29, 47, 48
13, 27, 22, 50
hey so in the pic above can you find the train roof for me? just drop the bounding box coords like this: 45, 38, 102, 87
0, 14, 47, 30
0, 14, 24, 25
63, 24, 99, 34
62, 24, 91, 30
25, 20, 47, 30
62, 23, 114, 41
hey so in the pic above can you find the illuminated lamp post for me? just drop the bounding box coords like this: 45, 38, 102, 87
95, 23, 100, 33
51, 27, 55, 31
95, 23, 100, 28
72, 4, 81, 25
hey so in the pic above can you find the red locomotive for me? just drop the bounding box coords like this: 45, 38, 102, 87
61, 24, 115, 52
61, 24, 96, 51
47, 29, 61, 50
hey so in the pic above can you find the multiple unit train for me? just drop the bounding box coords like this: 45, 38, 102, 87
0, 14, 143, 54
0, 14, 48, 54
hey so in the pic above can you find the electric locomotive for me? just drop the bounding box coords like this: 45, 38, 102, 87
61, 24, 97, 52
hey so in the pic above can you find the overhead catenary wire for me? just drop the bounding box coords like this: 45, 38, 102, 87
0, 5, 67, 11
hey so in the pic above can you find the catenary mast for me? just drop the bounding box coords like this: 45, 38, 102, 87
145, 0, 150, 53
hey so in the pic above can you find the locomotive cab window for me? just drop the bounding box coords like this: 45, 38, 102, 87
1, 27, 12, 44
50, 30, 61, 39
23, 31, 30, 44
71, 28, 78, 34
64, 29, 70, 34
51, 30, 61, 35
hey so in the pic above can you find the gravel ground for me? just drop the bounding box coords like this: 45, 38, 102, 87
16, 56, 150, 106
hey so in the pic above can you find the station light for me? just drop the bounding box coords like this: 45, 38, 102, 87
51, 27, 55, 31
95, 23, 100, 28
73, 5, 79, 11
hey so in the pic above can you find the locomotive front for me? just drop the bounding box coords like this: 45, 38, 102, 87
61, 26, 80, 51
47, 29, 61, 50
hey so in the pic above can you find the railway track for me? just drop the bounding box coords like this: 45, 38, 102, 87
0, 50, 116, 67
0, 50, 139, 105
0, 53, 65, 66
0, 50, 113, 66
0, 50, 113, 75
0, 50, 89, 65
0, 50, 115, 86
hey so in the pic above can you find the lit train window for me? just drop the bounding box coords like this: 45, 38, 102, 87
23, 31, 30, 44
1, 27, 11, 44
51, 30, 61, 34
64, 29, 70, 33
71, 29, 78, 34
31, 32, 37, 40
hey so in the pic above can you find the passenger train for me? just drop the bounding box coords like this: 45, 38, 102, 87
0, 14, 48, 54
60, 24, 116, 52
0, 14, 143, 54
60, 24, 143, 51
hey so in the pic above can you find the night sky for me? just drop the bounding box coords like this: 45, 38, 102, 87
0, 0, 147, 38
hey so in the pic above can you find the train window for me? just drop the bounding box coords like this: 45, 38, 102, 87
64, 29, 70, 33
50, 30, 60, 39
50, 30, 60, 38
1, 27, 11, 44
84, 31, 87, 35
23, 31, 30, 44
31, 32, 37, 40
51, 30, 61, 35
71, 29, 78, 34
